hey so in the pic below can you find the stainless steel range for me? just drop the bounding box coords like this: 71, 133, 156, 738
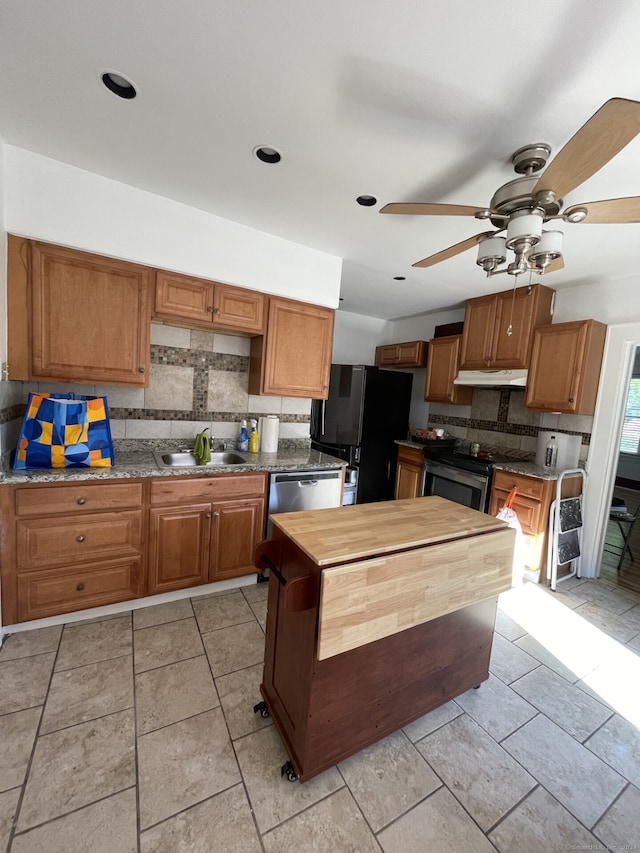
423, 450, 495, 513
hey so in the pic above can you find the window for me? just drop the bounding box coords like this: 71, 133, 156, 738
620, 377, 640, 454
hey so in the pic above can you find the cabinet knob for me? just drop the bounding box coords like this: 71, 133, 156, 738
568, 397, 575, 403
77, 497, 86, 505
213, 307, 220, 315
205, 512, 212, 518
138, 367, 145, 373
76, 535, 85, 542
213, 510, 220, 517
76, 583, 85, 591
207, 306, 214, 313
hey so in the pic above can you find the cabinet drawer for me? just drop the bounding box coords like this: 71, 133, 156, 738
491, 489, 542, 536
16, 511, 142, 570
17, 559, 141, 622
150, 473, 267, 505
398, 446, 425, 467
14, 482, 143, 517
492, 469, 546, 501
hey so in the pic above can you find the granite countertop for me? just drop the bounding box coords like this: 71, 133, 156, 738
0, 448, 346, 485
396, 439, 583, 481
492, 460, 585, 480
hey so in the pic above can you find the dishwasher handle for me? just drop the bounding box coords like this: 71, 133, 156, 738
298, 479, 319, 487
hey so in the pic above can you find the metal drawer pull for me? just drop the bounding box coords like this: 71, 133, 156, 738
76, 583, 85, 591
77, 498, 86, 505
76, 535, 85, 542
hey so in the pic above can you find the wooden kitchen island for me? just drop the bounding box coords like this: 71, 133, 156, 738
255, 496, 515, 782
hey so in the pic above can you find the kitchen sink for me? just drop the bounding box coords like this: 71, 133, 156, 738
153, 451, 247, 468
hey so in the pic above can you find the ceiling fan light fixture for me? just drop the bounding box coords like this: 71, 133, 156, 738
476, 235, 507, 272
530, 230, 563, 268
505, 211, 543, 250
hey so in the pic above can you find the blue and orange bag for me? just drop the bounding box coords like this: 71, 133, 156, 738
13, 393, 115, 469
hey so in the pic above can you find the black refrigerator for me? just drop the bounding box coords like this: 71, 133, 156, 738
310, 364, 413, 504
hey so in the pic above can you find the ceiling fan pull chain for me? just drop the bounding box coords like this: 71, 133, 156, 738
507, 269, 531, 336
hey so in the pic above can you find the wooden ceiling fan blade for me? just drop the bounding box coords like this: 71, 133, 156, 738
380, 202, 491, 216
534, 97, 640, 200
527, 255, 564, 273
412, 232, 494, 268
545, 256, 564, 273
564, 197, 640, 224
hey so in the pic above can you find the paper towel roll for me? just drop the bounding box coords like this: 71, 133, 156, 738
260, 415, 280, 453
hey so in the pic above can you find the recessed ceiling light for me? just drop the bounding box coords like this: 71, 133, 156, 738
393, 276, 406, 281
101, 71, 137, 99
356, 195, 377, 207
253, 146, 283, 164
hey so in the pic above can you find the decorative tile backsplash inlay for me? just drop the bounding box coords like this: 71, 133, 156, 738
427, 387, 592, 461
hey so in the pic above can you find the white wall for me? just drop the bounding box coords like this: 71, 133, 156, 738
4, 147, 342, 308
553, 276, 640, 324
332, 310, 391, 364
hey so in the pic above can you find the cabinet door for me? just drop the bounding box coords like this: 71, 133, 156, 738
155, 271, 215, 325
525, 320, 606, 414
210, 497, 265, 582
491, 288, 538, 368
256, 297, 334, 398
31, 242, 150, 386
214, 283, 265, 333
425, 336, 472, 404
394, 462, 423, 499
375, 344, 399, 366
459, 295, 497, 368
148, 504, 211, 594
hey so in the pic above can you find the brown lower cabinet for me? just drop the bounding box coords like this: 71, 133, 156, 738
394, 445, 425, 499
0, 473, 268, 625
489, 468, 582, 582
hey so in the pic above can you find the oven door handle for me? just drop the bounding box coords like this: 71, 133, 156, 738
424, 460, 490, 490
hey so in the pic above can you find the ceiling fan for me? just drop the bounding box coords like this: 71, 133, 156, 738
381, 97, 640, 277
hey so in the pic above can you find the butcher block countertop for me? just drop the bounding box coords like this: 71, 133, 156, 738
270, 495, 508, 567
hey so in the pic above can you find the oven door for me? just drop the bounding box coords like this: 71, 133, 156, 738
423, 459, 491, 513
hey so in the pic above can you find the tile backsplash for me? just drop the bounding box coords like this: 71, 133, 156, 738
0, 324, 312, 456
427, 388, 591, 462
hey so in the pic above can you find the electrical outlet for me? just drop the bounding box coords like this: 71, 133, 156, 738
1, 362, 7, 381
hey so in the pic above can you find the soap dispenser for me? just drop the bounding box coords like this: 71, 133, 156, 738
249, 419, 259, 453
238, 419, 249, 452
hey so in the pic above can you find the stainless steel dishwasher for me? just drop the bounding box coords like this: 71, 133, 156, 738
267, 469, 343, 535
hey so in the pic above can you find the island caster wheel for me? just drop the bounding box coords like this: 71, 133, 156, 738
473, 684, 481, 689
253, 701, 270, 718
281, 761, 298, 782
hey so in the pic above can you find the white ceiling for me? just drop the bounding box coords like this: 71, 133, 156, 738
1, 0, 640, 320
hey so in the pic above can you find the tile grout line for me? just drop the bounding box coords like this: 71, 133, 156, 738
189, 592, 268, 852
482, 782, 540, 838
9, 786, 137, 844
6, 626, 64, 851
589, 780, 631, 837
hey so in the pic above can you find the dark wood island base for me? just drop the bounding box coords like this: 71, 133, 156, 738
256, 497, 514, 783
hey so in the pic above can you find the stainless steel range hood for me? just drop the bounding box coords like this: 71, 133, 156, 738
453, 369, 528, 388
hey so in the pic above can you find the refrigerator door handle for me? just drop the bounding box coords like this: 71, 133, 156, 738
321, 399, 326, 437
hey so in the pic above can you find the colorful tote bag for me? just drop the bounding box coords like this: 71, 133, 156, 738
14, 393, 115, 469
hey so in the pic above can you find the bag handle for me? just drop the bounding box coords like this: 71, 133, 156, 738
504, 487, 518, 509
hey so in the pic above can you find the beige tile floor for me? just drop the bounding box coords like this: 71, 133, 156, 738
0, 576, 639, 852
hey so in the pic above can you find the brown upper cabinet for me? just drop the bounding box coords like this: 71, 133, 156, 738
8, 237, 151, 386
525, 319, 607, 415
154, 270, 265, 334
424, 335, 473, 405
249, 297, 334, 398
459, 284, 554, 370
375, 341, 428, 368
